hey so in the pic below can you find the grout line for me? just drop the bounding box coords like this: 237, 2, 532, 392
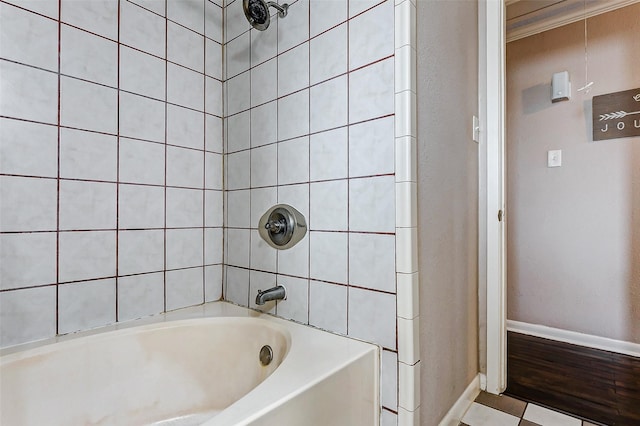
55, 0, 62, 336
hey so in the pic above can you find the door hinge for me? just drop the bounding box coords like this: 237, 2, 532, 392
498, 210, 504, 222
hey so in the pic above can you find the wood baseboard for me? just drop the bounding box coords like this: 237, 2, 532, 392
438, 374, 480, 426
506, 331, 640, 425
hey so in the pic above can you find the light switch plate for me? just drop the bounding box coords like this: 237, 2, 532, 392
547, 150, 562, 167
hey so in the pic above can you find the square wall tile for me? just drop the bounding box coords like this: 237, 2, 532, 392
59, 231, 116, 282
205, 153, 223, 190
205, 228, 224, 265
0, 119, 58, 178
227, 110, 251, 152
251, 58, 278, 107
0, 176, 57, 232
167, 104, 205, 150
61, 0, 118, 41
226, 31, 250, 78
60, 76, 118, 134
166, 267, 204, 311
277, 183, 310, 219
251, 101, 278, 148
167, 63, 205, 111
349, 57, 394, 124
58, 278, 116, 334
0, 286, 56, 347
119, 138, 165, 185
206, 114, 224, 153
349, 116, 394, 178
119, 92, 166, 143
59, 180, 117, 230
278, 43, 309, 97
250, 187, 277, 226
349, 0, 393, 70
206, 76, 223, 117
251, 22, 278, 66
205, 38, 223, 79
278, 137, 309, 185
277, 236, 309, 278
309, 231, 347, 284
5, 0, 58, 19
226, 228, 250, 267
168, 0, 205, 34
310, 180, 347, 231
250, 230, 277, 272
0, 232, 56, 290
310, 127, 348, 181
0, 61, 58, 125
278, 89, 309, 141
60, 128, 117, 182
310, 75, 347, 133
309, 280, 347, 334
349, 233, 396, 293
167, 146, 204, 188
277, 0, 309, 53
310, 23, 347, 85
224, 265, 250, 306
348, 286, 396, 349
166, 228, 204, 269
250, 144, 277, 188
227, 71, 250, 115
276, 275, 309, 324
168, 20, 205, 72
205, 1, 223, 43
120, 0, 166, 57
117, 272, 165, 321
310, 0, 346, 37
226, 150, 251, 190
225, 0, 251, 42
118, 230, 165, 275
227, 190, 251, 228
349, 175, 395, 233
118, 184, 165, 229
61, 24, 118, 87
166, 188, 204, 228
204, 190, 224, 226
0, 2, 58, 72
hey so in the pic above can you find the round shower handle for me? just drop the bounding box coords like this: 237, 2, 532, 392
258, 204, 307, 250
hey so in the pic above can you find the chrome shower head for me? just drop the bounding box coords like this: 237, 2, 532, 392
243, 0, 288, 31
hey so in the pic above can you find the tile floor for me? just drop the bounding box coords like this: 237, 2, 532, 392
460, 392, 601, 426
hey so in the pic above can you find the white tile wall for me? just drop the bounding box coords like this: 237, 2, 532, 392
0, 0, 224, 348
221, 0, 417, 419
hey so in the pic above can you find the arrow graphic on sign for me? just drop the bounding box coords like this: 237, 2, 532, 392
599, 110, 640, 121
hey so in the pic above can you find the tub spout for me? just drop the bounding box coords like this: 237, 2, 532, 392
255, 285, 286, 305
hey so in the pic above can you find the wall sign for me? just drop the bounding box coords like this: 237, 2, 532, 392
592, 88, 640, 141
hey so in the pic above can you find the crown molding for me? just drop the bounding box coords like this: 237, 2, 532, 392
506, 0, 640, 43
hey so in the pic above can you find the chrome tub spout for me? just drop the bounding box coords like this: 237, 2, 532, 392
255, 286, 286, 305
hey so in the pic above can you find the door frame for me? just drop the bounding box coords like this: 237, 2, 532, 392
479, 0, 507, 395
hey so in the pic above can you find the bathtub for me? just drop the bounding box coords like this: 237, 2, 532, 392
0, 302, 379, 425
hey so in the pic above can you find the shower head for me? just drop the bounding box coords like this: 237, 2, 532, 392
243, 0, 288, 31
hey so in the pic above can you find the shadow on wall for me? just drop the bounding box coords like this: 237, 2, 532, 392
522, 83, 553, 115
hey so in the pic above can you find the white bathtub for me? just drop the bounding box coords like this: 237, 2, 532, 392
0, 302, 379, 425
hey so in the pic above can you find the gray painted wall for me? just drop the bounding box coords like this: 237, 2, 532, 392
417, 0, 480, 423
506, 4, 640, 343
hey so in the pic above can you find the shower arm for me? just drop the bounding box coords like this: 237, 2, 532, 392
267, 1, 288, 18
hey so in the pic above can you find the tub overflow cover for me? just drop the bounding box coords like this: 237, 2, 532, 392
259, 345, 273, 366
